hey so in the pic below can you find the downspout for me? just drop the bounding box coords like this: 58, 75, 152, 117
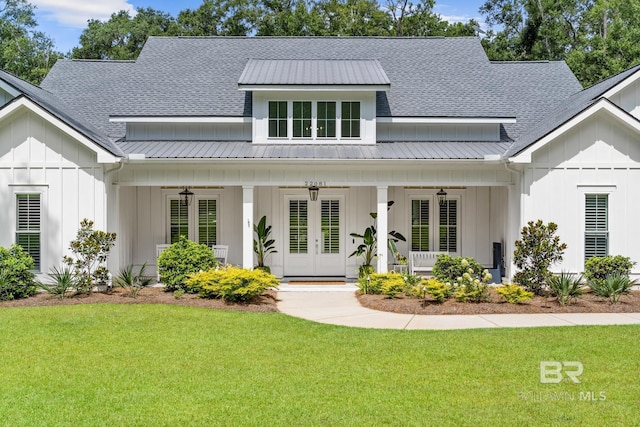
104, 158, 126, 177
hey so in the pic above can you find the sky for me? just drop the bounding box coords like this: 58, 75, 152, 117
30, 0, 487, 53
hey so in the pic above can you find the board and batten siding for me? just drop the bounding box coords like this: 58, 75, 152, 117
377, 123, 501, 142
609, 76, 640, 120
523, 111, 640, 274
126, 123, 251, 141
0, 109, 107, 274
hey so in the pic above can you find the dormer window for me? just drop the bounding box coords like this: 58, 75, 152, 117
267, 100, 361, 141
341, 102, 360, 138
268, 101, 287, 138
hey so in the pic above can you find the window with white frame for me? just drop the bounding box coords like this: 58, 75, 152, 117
585, 194, 608, 260
168, 197, 217, 245
410, 196, 460, 254
16, 193, 41, 270
266, 100, 360, 140
341, 101, 360, 138
268, 101, 287, 138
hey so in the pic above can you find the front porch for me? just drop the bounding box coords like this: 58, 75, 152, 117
111, 161, 519, 280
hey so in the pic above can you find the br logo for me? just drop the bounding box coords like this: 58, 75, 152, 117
540, 361, 584, 384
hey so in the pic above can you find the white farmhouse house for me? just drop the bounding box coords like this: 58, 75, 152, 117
1, 36, 639, 279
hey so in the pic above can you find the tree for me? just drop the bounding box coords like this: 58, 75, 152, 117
72, 7, 179, 60
0, 0, 61, 84
385, 0, 476, 37
178, 0, 259, 36
513, 220, 567, 295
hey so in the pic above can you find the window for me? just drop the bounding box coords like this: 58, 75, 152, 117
439, 200, 458, 252
289, 200, 308, 254
317, 102, 336, 138
268, 101, 287, 138
169, 198, 218, 245
198, 199, 217, 246
585, 194, 608, 259
16, 194, 41, 270
321, 200, 340, 253
169, 200, 189, 244
411, 199, 430, 251
293, 101, 312, 138
341, 102, 360, 138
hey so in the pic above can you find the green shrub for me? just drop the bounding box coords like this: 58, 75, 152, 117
589, 274, 635, 303
115, 264, 152, 298
0, 244, 37, 301
584, 256, 635, 288
63, 219, 116, 294
186, 266, 279, 302
453, 263, 492, 302
548, 272, 584, 306
513, 220, 567, 295
496, 283, 534, 304
380, 275, 406, 298
38, 265, 76, 300
433, 255, 485, 284
357, 273, 384, 294
421, 278, 451, 303
157, 236, 219, 292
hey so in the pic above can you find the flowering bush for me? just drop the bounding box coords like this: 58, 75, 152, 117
452, 259, 492, 302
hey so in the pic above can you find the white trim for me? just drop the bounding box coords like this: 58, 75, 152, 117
12, 186, 47, 273
110, 116, 251, 124
0, 97, 119, 164
239, 84, 389, 92
510, 99, 640, 164
601, 68, 640, 99
0, 80, 20, 97
376, 117, 516, 124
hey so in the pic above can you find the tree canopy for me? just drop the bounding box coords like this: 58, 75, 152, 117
0, 0, 61, 84
479, 0, 640, 87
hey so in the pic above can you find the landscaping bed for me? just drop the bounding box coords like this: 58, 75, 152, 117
357, 287, 640, 315
0, 286, 279, 312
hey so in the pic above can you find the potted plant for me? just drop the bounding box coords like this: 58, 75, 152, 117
253, 215, 277, 273
349, 202, 406, 278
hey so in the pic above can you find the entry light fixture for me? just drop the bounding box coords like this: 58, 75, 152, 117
309, 186, 319, 202
179, 187, 194, 206
437, 188, 447, 206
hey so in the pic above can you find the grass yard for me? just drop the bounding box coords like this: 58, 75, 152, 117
0, 304, 638, 426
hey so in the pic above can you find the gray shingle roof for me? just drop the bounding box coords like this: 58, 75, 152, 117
0, 69, 122, 157
40, 36, 586, 160
504, 63, 640, 157
238, 59, 390, 86
118, 140, 510, 160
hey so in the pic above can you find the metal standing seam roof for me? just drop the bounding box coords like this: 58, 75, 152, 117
117, 140, 512, 160
238, 59, 391, 86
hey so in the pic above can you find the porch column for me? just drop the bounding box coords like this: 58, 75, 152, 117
242, 186, 254, 269
505, 169, 523, 280
377, 186, 388, 273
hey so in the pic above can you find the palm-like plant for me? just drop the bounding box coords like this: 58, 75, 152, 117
548, 272, 585, 305
254, 215, 277, 272
349, 203, 406, 277
589, 274, 635, 303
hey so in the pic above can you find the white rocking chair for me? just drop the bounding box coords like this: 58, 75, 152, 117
156, 244, 171, 282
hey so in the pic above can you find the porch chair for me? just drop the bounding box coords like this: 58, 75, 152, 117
212, 244, 229, 266
156, 244, 171, 282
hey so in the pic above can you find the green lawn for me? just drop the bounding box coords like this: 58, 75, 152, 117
1, 304, 638, 426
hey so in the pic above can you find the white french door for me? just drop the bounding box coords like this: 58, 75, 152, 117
284, 195, 345, 276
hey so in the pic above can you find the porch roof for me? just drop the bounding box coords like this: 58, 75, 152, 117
117, 140, 511, 160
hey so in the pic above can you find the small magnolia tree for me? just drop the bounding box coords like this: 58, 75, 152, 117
513, 220, 567, 295
64, 219, 116, 294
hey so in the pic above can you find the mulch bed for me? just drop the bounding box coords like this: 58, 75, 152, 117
0, 287, 279, 312
357, 288, 640, 315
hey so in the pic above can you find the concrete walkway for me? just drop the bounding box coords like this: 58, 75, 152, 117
276, 284, 640, 330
